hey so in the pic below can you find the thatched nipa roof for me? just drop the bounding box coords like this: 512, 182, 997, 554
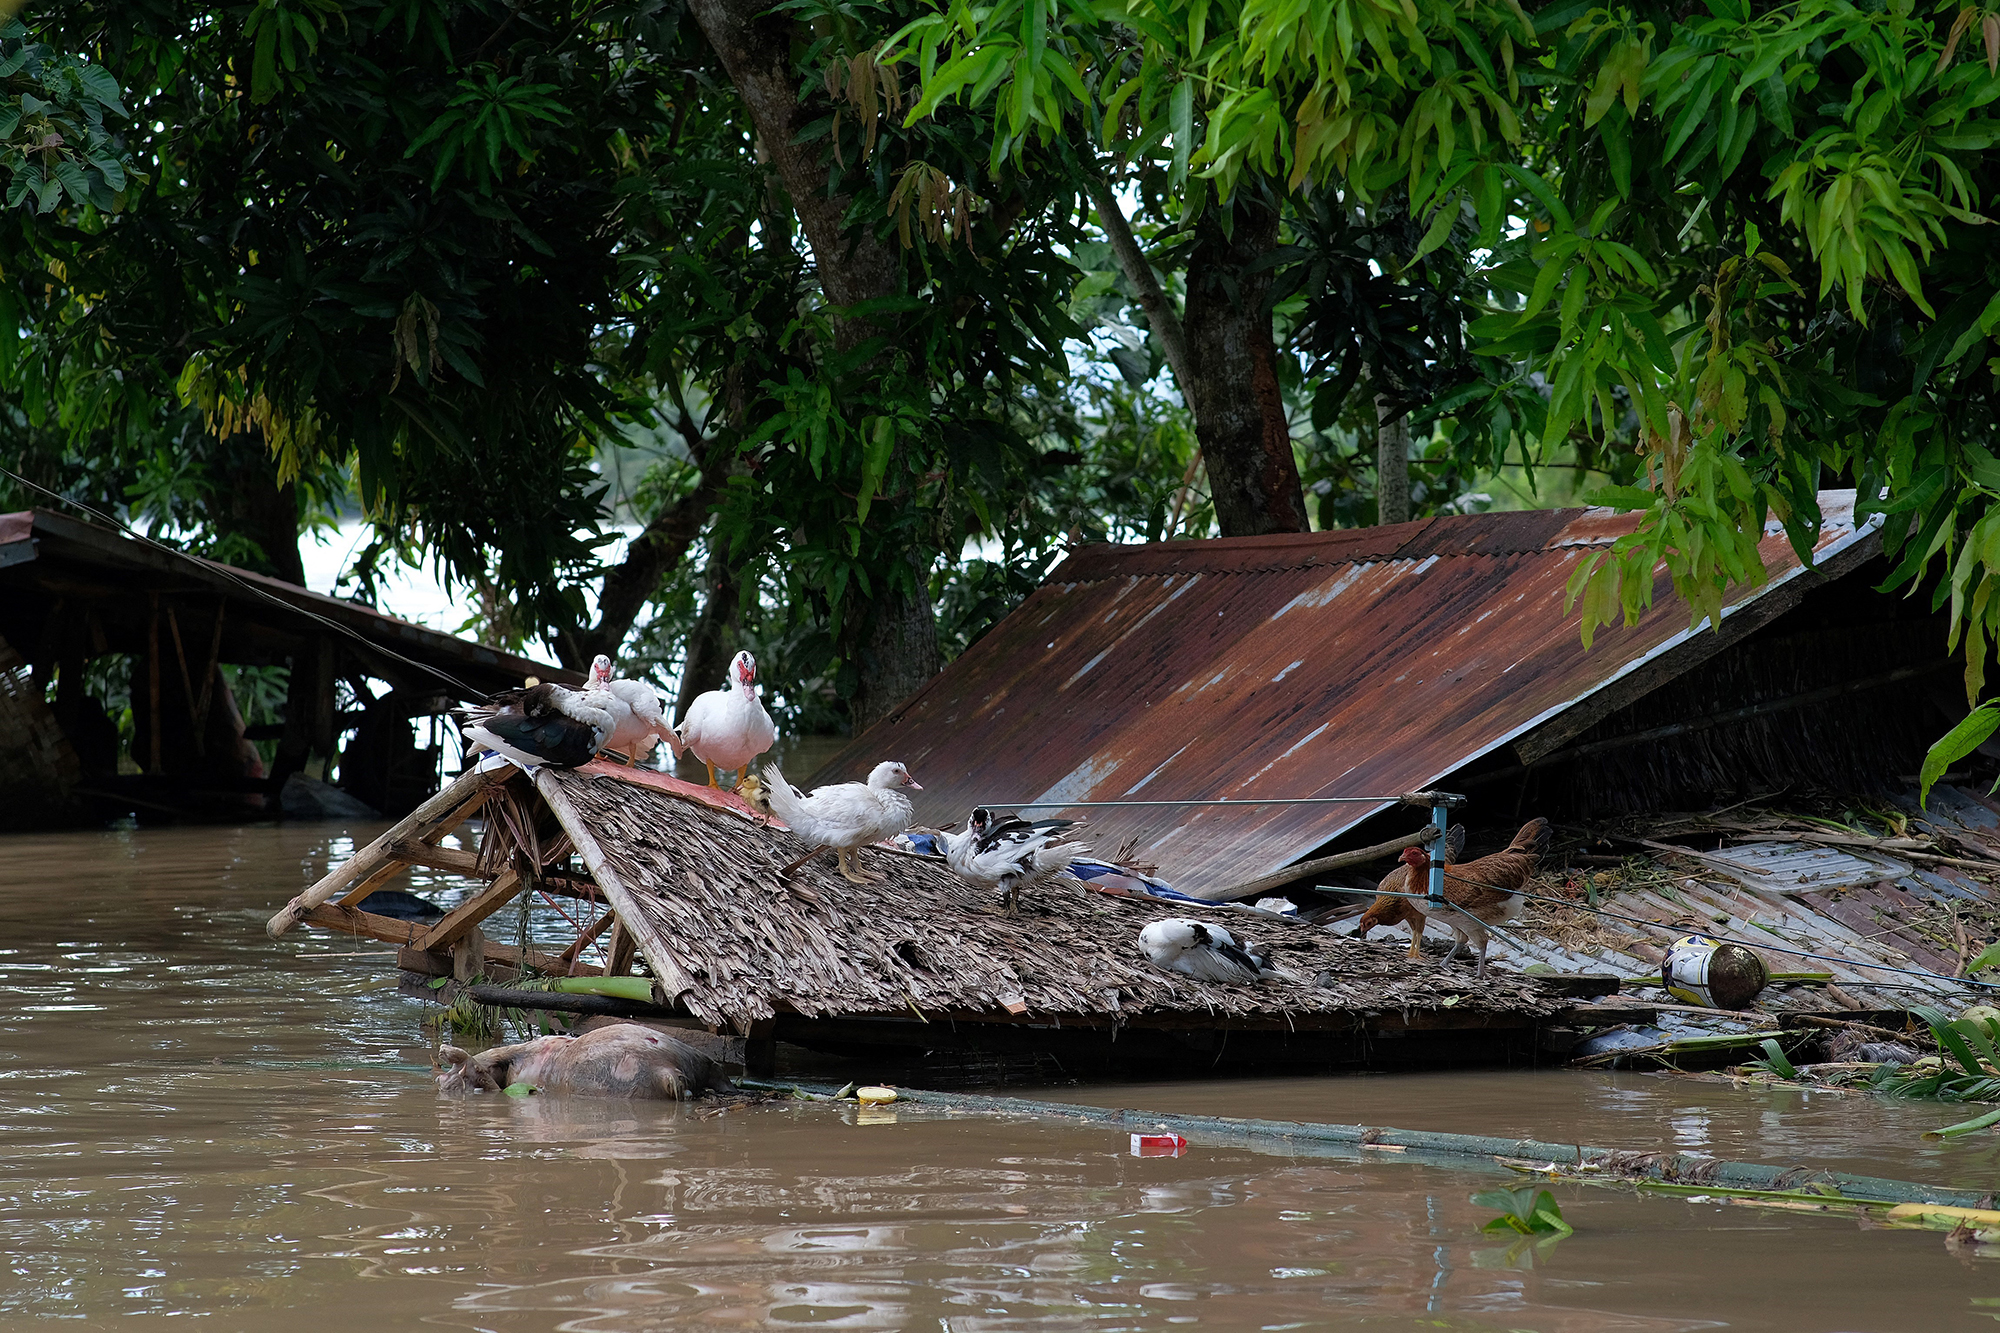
531, 764, 1565, 1033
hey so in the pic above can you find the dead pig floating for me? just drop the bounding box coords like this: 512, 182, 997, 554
438, 1022, 723, 1099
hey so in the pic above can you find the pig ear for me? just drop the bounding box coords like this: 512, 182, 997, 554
440, 1045, 472, 1067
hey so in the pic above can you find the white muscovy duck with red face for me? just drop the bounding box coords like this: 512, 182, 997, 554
677, 650, 777, 787
586, 654, 683, 764
762, 760, 921, 884
453, 683, 615, 769
923, 807, 1090, 914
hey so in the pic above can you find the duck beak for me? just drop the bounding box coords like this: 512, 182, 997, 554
905, 777, 923, 789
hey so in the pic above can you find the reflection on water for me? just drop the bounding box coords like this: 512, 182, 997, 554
3, 821, 1999, 1331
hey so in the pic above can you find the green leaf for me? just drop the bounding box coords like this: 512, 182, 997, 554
1925, 1106, 2000, 1140
1752, 1038, 1799, 1079
1965, 943, 2000, 975
1169, 79, 1193, 186
857, 415, 895, 523
502, 1081, 537, 1097
1920, 704, 2000, 806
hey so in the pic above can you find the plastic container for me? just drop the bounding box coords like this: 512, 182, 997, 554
1131, 1133, 1188, 1157
856, 1086, 898, 1105
1661, 934, 1770, 1010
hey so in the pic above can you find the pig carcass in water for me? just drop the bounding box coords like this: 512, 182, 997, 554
437, 1022, 722, 1098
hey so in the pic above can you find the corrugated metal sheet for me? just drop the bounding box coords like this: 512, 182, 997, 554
1467, 787, 2000, 1014
816, 492, 1882, 896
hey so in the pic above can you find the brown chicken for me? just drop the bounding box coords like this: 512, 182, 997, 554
1353, 817, 1551, 978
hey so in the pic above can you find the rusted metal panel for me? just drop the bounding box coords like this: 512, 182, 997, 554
820, 492, 1880, 897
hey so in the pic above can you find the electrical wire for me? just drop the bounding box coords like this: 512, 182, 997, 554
2, 464, 483, 696
974, 796, 1437, 809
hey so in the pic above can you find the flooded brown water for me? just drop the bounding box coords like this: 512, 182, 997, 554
5, 822, 2000, 1331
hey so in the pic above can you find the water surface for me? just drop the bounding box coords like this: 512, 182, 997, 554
2, 821, 1997, 1331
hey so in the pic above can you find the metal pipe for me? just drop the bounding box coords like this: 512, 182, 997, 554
1428, 803, 1449, 905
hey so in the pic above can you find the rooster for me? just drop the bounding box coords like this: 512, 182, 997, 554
1353, 817, 1550, 978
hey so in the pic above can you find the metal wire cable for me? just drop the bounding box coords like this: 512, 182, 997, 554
2, 464, 481, 696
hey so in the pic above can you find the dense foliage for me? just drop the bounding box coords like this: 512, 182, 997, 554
30, 0, 2000, 737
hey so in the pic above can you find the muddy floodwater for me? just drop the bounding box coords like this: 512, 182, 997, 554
7, 823, 2000, 1331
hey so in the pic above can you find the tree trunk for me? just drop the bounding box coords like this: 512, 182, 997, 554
557, 467, 724, 670
689, 0, 939, 720
850, 559, 941, 733
1375, 391, 1411, 526
686, 0, 901, 352
674, 537, 743, 724
214, 431, 306, 587
1086, 176, 1193, 395
1179, 198, 1309, 537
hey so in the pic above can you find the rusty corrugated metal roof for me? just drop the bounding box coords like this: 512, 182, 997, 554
815, 492, 1882, 896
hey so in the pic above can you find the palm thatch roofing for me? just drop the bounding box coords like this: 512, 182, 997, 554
530, 763, 1567, 1034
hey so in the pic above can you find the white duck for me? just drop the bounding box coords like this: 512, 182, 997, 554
926, 807, 1089, 914
454, 684, 615, 769
763, 760, 921, 884
586, 654, 683, 764
678, 650, 778, 787
1138, 918, 1291, 984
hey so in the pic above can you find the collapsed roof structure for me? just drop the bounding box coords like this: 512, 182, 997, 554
814, 490, 1950, 898
0, 507, 570, 824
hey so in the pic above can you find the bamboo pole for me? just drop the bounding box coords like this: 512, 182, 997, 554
1205, 824, 1441, 903
743, 1077, 1993, 1210
268, 764, 506, 936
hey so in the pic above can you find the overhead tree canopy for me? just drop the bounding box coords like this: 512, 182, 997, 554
26, 0, 1998, 762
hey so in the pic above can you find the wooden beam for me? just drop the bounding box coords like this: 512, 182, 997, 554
268, 764, 506, 935
385, 840, 483, 875
301, 902, 427, 946
1205, 825, 1441, 903
605, 921, 637, 977
336, 856, 417, 907
193, 601, 225, 737
535, 768, 699, 1005
415, 868, 526, 952
396, 940, 602, 977
165, 604, 201, 755
146, 592, 161, 773
555, 912, 617, 972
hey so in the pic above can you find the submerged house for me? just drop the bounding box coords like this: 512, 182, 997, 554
278, 489, 1989, 1070
0, 507, 571, 825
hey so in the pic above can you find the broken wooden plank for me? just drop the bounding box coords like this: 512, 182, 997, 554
269, 764, 506, 936
414, 868, 526, 953
386, 840, 482, 876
